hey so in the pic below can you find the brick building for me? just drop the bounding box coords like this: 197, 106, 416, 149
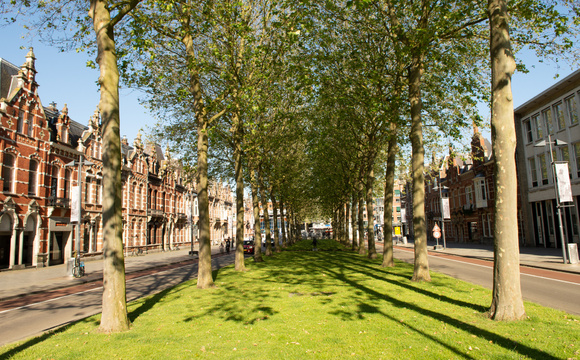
0, 49, 234, 270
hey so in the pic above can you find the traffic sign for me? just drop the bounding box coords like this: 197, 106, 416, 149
432, 224, 441, 239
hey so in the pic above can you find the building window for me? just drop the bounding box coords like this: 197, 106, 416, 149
553, 103, 565, 130
2, 154, 15, 192
27, 114, 33, 137
560, 146, 572, 177
465, 186, 473, 206
575, 143, 580, 178
95, 178, 102, 204
532, 114, 543, 139
539, 153, 549, 185
64, 169, 71, 199
50, 166, 58, 198
529, 157, 538, 187
194, 197, 199, 216
523, 119, 533, 143
17, 112, 24, 133
565, 95, 578, 125
28, 159, 38, 196
543, 108, 554, 134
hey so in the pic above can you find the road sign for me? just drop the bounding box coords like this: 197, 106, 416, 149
432, 224, 441, 239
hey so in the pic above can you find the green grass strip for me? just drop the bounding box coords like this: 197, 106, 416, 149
1, 239, 579, 359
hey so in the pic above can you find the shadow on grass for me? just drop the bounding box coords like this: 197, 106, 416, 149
322, 252, 558, 360
328, 254, 488, 313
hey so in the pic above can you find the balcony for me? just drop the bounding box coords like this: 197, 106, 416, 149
48, 196, 70, 208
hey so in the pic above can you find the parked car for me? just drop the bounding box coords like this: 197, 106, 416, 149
243, 240, 254, 254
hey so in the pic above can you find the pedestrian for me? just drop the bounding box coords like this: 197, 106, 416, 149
312, 237, 318, 251
226, 238, 231, 253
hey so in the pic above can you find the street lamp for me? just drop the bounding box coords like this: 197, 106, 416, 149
65, 155, 94, 263
535, 134, 570, 264
433, 182, 449, 249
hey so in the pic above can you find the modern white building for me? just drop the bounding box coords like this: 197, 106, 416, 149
515, 69, 580, 256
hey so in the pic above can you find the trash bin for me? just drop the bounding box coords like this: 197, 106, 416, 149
568, 243, 579, 264
402, 236, 407, 244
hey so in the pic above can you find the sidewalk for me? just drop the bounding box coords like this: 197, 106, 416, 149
0, 245, 230, 302
395, 239, 580, 275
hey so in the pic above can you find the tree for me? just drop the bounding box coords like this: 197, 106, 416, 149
5, 0, 143, 333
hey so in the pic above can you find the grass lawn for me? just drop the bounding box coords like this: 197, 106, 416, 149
1, 239, 579, 359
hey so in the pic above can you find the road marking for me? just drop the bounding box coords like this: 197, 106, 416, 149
395, 247, 580, 286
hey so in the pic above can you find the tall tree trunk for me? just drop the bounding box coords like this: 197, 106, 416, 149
258, 175, 272, 256
345, 202, 351, 245
366, 165, 377, 259
183, 33, 214, 289
271, 190, 281, 253
233, 113, 246, 271
351, 194, 358, 251
91, 0, 130, 333
409, 50, 431, 282
358, 179, 366, 254
250, 167, 263, 262
382, 133, 398, 267
488, 0, 525, 320
281, 199, 287, 247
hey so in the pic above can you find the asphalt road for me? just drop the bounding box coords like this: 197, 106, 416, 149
392, 246, 580, 316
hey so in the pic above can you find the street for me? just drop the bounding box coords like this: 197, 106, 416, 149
391, 246, 580, 316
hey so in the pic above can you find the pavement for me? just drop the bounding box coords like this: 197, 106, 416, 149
1, 240, 579, 303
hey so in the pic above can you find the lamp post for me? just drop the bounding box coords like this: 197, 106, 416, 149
535, 134, 570, 264
433, 182, 449, 249
65, 155, 94, 261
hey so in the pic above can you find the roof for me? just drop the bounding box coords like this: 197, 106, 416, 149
514, 69, 580, 116
0, 57, 19, 99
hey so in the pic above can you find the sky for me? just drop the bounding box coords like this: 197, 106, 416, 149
1, 21, 577, 146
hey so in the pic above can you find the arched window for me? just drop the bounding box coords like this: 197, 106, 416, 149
28, 159, 39, 196
2, 154, 14, 192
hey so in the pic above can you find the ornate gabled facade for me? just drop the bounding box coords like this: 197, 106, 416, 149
0, 50, 234, 270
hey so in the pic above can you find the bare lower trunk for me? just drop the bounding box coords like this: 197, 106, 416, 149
351, 194, 358, 251
259, 179, 272, 256
91, 0, 130, 333
250, 168, 263, 262
271, 191, 281, 253
233, 117, 246, 271
409, 51, 430, 282
366, 165, 377, 259
357, 180, 366, 254
382, 134, 398, 267
488, 0, 525, 320
345, 202, 351, 246
281, 199, 287, 247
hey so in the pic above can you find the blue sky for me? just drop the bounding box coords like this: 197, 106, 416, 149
1, 21, 577, 146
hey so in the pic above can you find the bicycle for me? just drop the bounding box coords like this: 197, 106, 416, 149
72, 253, 85, 278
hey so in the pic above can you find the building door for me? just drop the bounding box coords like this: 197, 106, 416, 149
545, 201, 557, 247
535, 202, 545, 246
0, 234, 10, 269
22, 233, 34, 266
50, 232, 65, 265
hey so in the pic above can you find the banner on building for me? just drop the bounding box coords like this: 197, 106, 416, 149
555, 163, 573, 203
71, 186, 80, 223
442, 198, 451, 220
401, 208, 406, 223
